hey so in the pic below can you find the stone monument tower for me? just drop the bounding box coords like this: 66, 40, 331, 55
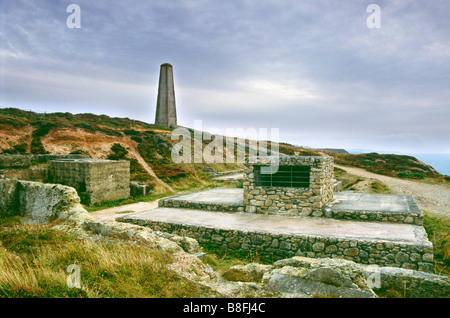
154, 63, 177, 128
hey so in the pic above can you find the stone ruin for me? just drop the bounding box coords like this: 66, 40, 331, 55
122, 155, 434, 273
243, 156, 334, 216
49, 159, 130, 205
0, 154, 132, 205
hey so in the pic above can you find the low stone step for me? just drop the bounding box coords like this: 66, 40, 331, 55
158, 188, 245, 212
325, 193, 423, 225
117, 207, 434, 272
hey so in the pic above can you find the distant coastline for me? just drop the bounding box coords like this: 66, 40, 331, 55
411, 153, 450, 176
346, 150, 450, 176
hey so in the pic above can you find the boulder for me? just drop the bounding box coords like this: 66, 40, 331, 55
222, 263, 274, 282
266, 267, 377, 298
265, 266, 376, 298
374, 266, 450, 298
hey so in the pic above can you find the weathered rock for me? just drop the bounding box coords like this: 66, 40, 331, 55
0, 178, 19, 217
262, 256, 450, 298
223, 263, 274, 282
167, 235, 199, 254
0, 178, 93, 224
305, 267, 355, 288
374, 266, 450, 298
84, 220, 186, 254
265, 266, 376, 298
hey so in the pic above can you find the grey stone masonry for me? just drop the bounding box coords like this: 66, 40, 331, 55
325, 193, 424, 225
0, 154, 90, 181
119, 214, 434, 272
158, 188, 245, 212
243, 156, 334, 216
49, 159, 130, 205
155, 63, 177, 128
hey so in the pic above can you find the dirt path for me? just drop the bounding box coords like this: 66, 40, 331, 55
336, 164, 450, 220
122, 136, 175, 193
90, 200, 160, 222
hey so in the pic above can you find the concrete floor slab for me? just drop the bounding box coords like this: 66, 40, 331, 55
329, 192, 421, 215
163, 188, 243, 205
117, 207, 430, 245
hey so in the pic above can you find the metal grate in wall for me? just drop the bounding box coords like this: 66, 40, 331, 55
254, 165, 310, 188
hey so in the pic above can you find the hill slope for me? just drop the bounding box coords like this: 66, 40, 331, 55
0, 108, 446, 196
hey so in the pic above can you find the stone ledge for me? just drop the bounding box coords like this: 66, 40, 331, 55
117, 208, 434, 272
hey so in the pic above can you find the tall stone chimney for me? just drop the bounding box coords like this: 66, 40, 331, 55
155, 63, 177, 128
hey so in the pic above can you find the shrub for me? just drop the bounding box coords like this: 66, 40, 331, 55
397, 172, 426, 179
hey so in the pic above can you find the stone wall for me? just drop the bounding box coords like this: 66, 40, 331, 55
0, 154, 90, 181
120, 217, 434, 273
243, 156, 334, 216
159, 197, 245, 212
49, 159, 130, 205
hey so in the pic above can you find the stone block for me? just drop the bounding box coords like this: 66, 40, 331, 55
49, 159, 130, 205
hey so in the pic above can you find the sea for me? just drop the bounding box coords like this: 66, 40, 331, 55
410, 153, 450, 176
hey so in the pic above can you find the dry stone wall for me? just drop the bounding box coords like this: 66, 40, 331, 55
243, 156, 334, 216
119, 216, 434, 273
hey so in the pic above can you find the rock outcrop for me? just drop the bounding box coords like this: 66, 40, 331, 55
221, 256, 450, 298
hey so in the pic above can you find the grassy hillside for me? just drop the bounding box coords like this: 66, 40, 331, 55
0, 107, 446, 194
329, 152, 448, 182
0, 108, 244, 193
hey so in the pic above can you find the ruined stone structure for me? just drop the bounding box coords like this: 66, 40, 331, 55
155, 63, 177, 128
121, 213, 434, 272
124, 155, 434, 272
49, 159, 130, 205
243, 156, 334, 216
0, 154, 89, 181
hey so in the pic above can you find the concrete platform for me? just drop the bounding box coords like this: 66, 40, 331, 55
118, 187, 434, 270
158, 188, 244, 212
117, 207, 428, 245
159, 188, 423, 224
326, 192, 423, 225
329, 192, 420, 215
117, 206, 433, 270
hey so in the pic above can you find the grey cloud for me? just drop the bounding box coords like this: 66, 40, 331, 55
1, 0, 449, 153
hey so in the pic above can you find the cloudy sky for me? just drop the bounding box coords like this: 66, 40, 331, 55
1, 0, 449, 154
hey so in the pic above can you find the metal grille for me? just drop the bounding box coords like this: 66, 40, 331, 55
254, 165, 310, 188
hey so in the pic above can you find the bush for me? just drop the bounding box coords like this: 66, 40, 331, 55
108, 143, 128, 160
397, 172, 426, 179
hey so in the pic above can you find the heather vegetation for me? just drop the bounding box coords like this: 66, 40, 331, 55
331, 152, 442, 179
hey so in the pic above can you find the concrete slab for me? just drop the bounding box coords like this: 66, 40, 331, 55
213, 173, 244, 181
118, 207, 430, 245
158, 188, 245, 212
329, 192, 421, 215
165, 188, 243, 205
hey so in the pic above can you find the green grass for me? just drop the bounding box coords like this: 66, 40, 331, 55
369, 180, 393, 194
423, 212, 450, 277
0, 221, 214, 298
334, 167, 363, 190
0, 209, 448, 298
201, 240, 273, 272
